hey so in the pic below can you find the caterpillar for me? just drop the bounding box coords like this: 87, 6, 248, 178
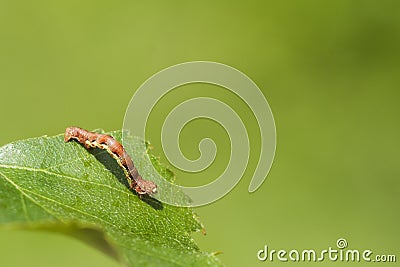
64, 127, 157, 195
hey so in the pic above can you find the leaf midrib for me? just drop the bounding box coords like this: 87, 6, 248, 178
0, 168, 192, 266
0, 163, 194, 258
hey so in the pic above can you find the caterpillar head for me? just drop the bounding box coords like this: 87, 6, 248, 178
135, 179, 158, 195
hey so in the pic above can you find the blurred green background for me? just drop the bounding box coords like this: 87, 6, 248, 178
0, 1, 399, 266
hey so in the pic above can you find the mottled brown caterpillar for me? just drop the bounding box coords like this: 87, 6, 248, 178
64, 127, 157, 195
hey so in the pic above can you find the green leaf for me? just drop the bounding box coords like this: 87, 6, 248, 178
0, 130, 222, 267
